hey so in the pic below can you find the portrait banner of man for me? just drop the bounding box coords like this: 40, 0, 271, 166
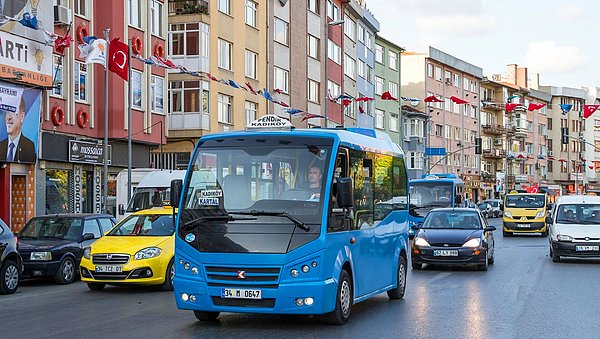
0, 82, 41, 164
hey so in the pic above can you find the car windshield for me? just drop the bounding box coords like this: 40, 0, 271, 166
19, 218, 83, 241
109, 214, 175, 236
484, 200, 499, 207
422, 211, 482, 229
556, 204, 600, 224
478, 203, 489, 210
505, 194, 545, 208
127, 187, 170, 213
410, 182, 453, 208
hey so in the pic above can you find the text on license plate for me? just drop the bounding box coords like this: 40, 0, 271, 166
221, 288, 262, 299
518, 224, 531, 228
575, 245, 600, 251
433, 250, 459, 256
95, 265, 123, 273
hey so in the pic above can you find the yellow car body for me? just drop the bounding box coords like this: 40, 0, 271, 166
502, 192, 548, 236
80, 207, 176, 290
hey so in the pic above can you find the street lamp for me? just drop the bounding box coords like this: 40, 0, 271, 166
324, 19, 344, 127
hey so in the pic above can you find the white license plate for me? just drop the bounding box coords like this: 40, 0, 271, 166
433, 250, 459, 257
518, 224, 531, 228
95, 265, 123, 273
221, 288, 262, 299
576, 245, 600, 251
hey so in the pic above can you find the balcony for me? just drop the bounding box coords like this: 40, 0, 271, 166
514, 127, 528, 138
481, 124, 506, 135
481, 172, 496, 183
481, 100, 503, 111
482, 149, 506, 159
168, 0, 209, 16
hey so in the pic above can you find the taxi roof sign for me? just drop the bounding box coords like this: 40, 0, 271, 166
246, 115, 292, 130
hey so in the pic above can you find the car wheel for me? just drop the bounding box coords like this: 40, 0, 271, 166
54, 257, 76, 285
326, 269, 352, 325
552, 249, 561, 263
412, 261, 422, 270
387, 256, 407, 300
87, 283, 106, 291
194, 311, 220, 321
161, 259, 175, 291
477, 251, 489, 271
0, 260, 20, 295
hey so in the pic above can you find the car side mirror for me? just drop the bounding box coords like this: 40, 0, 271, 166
485, 226, 496, 232
336, 177, 354, 209
545, 215, 552, 224
411, 224, 420, 230
82, 233, 95, 241
170, 179, 183, 209
118, 204, 125, 215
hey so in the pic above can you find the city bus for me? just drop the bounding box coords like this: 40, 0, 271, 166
170, 116, 410, 324
408, 174, 465, 237
502, 191, 549, 237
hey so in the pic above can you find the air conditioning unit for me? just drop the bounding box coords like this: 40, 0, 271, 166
548, 151, 554, 157
494, 139, 503, 146
54, 5, 72, 25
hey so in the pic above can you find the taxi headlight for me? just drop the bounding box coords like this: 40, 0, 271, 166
83, 247, 91, 260
462, 238, 481, 248
504, 211, 513, 218
134, 247, 162, 260
30, 252, 52, 261
535, 211, 545, 219
557, 234, 573, 242
414, 237, 430, 247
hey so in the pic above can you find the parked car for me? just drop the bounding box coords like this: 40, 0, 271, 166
1, 218, 22, 294
17, 214, 116, 284
80, 207, 176, 291
478, 203, 492, 218
411, 208, 496, 271
548, 195, 600, 262
483, 199, 503, 218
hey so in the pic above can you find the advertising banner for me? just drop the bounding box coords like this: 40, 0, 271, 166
0, 81, 41, 163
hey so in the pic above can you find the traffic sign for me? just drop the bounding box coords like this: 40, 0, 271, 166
425, 147, 446, 156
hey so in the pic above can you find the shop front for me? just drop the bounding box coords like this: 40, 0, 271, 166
586, 183, 600, 196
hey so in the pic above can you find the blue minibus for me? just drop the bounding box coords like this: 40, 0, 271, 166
170, 118, 410, 324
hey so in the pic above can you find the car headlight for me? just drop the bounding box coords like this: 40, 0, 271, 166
504, 211, 512, 218
414, 237, 430, 247
30, 252, 52, 261
134, 247, 162, 260
557, 234, 573, 242
535, 211, 545, 219
83, 246, 91, 260
462, 238, 481, 248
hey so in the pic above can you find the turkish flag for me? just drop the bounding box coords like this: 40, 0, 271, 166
381, 91, 397, 101
108, 38, 129, 81
528, 102, 546, 111
55, 35, 73, 54
505, 103, 519, 112
584, 104, 600, 119
342, 99, 352, 107
424, 95, 443, 103
450, 96, 469, 104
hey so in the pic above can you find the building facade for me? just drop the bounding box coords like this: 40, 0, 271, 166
401, 105, 427, 179
374, 35, 402, 143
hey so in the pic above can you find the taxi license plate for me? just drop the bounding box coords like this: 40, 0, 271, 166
95, 265, 123, 273
518, 224, 531, 228
221, 288, 262, 299
575, 245, 600, 251
433, 250, 458, 256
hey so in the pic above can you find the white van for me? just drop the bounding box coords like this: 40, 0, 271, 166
549, 195, 600, 262
116, 169, 186, 221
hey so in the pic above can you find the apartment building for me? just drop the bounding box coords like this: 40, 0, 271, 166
374, 35, 402, 143
0, 0, 168, 228
401, 105, 428, 179
583, 87, 600, 193
401, 47, 482, 199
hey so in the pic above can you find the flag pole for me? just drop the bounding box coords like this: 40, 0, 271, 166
127, 39, 133, 204
103, 28, 110, 214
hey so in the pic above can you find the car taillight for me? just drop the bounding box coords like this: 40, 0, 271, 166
15, 236, 18, 248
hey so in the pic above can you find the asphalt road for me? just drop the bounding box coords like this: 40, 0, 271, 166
2, 217, 600, 339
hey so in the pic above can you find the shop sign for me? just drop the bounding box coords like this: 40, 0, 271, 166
73, 165, 82, 213
69, 140, 112, 165
515, 175, 529, 182
570, 173, 583, 181
586, 184, 600, 191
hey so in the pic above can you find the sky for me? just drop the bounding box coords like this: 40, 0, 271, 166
367, 0, 599, 89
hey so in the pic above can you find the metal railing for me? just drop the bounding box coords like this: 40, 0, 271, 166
168, 0, 209, 15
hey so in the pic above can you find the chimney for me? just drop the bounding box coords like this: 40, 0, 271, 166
517, 67, 528, 88
506, 64, 517, 85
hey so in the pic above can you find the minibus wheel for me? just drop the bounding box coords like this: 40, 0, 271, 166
194, 311, 220, 321
387, 255, 407, 300
327, 269, 352, 325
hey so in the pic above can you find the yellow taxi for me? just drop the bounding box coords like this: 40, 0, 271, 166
80, 207, 176, 291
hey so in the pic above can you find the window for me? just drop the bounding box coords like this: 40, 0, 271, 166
595, 140, 600, 152
218, 39, 232, 70
463, 77, 470, 90
435, 124, 443, 137
408, 152, 424, 169
389, 113, 398, 132
366, 65, 373, 84
218, 0, 230, 15
454, 127, 461, 141
308, 0, 319, 14
389, 81, 398, 99
98, 219, 115, 234
388, 51, 398, 70
151, 0, 163, 36
245, 101, 257, 126
444, 70, 451, 83
444, 97, 451, 111
548, 160, 553, 173
548, 139, 553, 152
74, 0, 87, 17
150, 76, 164, 113
327, 0, 339, 20
218, 94, 233, 124
427, 63, 433, 77
344, 18, 356, 40
308, 80, 320, 103
471, 80, 478, 92
345, 93, 356, 118
45, 169, 72, 213
375, 109, 385, 129
344, 54, 355, 79
128, 0, 141, 28
169, 80, 210, 129
274, 17, 289, 45
52, 55, 64, 97
375, 77, 384, 95
308, 35, 319, 58
365, 32, 373, 50
274, 67, 289, 93
357, 24, 365, 43
84, 220, 102, 239
328, 80, 341, 98
328, 40, 341, 64
245, 0, 257, 27
73, 62, 87, 102
131, 70, 142, 109
445, 125, 451, 138
435, 66, 442, 81
357, 60, 365, 78
245, 50, 257, 79
410, 119, 423, 137
454, 74, 460, 87
169, 23, 200, 56
375, 44, 384, 64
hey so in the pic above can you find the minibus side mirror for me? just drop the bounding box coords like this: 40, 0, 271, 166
336, 177, 353, 209
170, 179, 183, 209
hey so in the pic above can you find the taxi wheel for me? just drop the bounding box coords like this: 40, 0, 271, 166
161, 259, 175, 291
87, 283, 106, 291
387, 255, 406, 300
194, 311, 220, 321
54, 257, 76, 285
326, 269, 352, 325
